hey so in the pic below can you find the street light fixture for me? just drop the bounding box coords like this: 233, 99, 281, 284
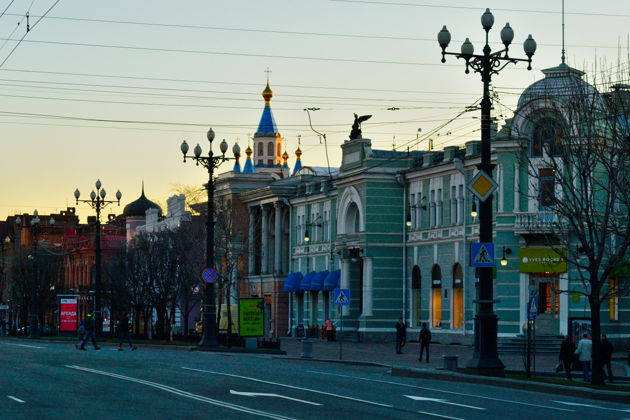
438, 8, 535, 376
74, 180, 122, 336
180, 128, 237, 347
500, 247, 512, 267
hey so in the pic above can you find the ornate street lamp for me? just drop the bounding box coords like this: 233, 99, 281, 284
74, 180, 121, 336
180, 128, 238, 347
438, 8, 536, 376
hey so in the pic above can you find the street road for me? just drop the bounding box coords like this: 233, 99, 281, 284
1, 338, 628, 419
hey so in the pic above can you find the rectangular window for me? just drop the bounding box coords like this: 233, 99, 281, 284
451, 186, 457, 226
410, 193, 416, 230
437, 188, 442, 226
430, 190, 436, 227
538, 168, 556, 209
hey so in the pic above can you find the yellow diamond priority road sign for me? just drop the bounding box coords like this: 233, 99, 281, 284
467, 170, 498, 202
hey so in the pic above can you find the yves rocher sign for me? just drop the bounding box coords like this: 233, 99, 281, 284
60, 298, 78, 332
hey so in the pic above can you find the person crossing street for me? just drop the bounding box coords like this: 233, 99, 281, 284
75, 312, 100, 351
418, 323, 432, 363
117, 313, 137, 351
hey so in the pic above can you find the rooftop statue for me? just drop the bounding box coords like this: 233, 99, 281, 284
350, 113, 372, 140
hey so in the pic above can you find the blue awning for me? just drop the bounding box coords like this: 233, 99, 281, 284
310, 270, 329, 291
323, 269, 341, 291
300, 271, 316, 291
283, 272, 303, 292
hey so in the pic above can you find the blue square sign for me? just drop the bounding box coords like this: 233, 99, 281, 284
333, 288, 350, 306
470, 243, 494, 267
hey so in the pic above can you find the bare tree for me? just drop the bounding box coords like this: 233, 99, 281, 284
513, 66, 629, 384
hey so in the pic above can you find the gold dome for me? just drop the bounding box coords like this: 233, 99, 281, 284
245, 145, 253, 156
295, 147, 302, 159
262, 82, 273, 105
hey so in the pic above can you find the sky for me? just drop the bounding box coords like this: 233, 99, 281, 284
0, 0, 628, 222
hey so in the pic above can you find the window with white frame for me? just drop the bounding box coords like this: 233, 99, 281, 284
458, 185, 464, 225
437, 188, 443, 226
430, 189, 436, 227
451, 186, 457, 226
410, 193, 416, 229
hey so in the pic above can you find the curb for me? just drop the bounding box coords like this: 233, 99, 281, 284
273, 356, 390, 368
192, 346, 286, 355
390, 367, 629, 404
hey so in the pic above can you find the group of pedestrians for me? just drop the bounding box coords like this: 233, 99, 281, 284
559, 333, 615, 382
75, 311, 136, 351
395, 317, 432, 362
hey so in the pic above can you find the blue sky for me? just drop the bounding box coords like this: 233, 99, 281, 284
0, 0, 628, 221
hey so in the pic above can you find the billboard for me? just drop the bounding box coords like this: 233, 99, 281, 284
519, 248, 567, 273
238, 298, 264, 337
59, 298, 78, 332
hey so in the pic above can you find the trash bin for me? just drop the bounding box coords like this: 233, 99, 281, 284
443, 354, 459, 371
301, 339, 314, 358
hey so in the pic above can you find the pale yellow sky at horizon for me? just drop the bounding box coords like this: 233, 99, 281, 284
0, 0, 628, 223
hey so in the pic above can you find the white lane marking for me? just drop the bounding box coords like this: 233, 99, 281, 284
66, 365, 294, 420
418, 411, 464, 420
182, 367, 393, 409
7, 396, 25, 403
405, 395, 484, 410
305, 370, 574, 412
230, 390, 322, 406
553, 401, 630, 413
2, 343, 44, 349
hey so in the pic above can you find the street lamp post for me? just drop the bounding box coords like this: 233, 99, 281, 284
74, 180, 122, 336
438, 8, 536, 376
180, 128, 236, 347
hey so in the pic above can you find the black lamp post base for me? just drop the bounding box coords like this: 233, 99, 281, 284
466, 313, 505, 377
27, 315, 40, 339
198, 335, 220, 347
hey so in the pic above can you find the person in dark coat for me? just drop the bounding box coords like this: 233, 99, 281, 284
559, 335, 575, 380
117, 313, 137, 351
395, 317, 407, 354
601, 334, 614, 382
76, 312, 100, 350
418, 323, 432, 363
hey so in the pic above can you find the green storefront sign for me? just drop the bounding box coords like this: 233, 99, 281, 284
519, 248, 567, 273
238, 298, 264, 337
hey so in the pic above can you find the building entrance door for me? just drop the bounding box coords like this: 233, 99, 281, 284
529, 275, 559, 335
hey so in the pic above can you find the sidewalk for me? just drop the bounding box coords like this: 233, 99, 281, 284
280, 338, 628, 378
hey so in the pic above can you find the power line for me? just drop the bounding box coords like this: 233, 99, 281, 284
2, 12, 619, 49
330, 0, 630, 18
0, 0, 60, 68
0, 37, 537, 69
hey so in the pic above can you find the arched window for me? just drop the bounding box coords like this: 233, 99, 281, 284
267, 142, 274, 156
452, 263, 464, 329
257, 142, 264, 157
277, 143, 282, 157
412, 265, 422, 327
532, 118, 562, 157
344, 202, 361, 234
431, 264, 442, 328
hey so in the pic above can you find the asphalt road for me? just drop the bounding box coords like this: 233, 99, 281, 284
1, 338, 628, 420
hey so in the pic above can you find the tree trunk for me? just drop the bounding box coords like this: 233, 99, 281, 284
589, 296, 603, 385
226, 290, 233, 348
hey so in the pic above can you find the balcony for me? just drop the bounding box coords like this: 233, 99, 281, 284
514, 212, 565, 234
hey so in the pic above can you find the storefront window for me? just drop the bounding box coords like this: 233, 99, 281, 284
452, 264, 463, 329
412, 265, 421, 327
431, 264, 442, 328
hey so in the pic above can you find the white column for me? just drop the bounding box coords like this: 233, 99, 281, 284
274, 202, 283, 275
340, 258, 351, 316
248, 207, 256, 275
261, 205, 269, 274
559, 274, 568, 335
362, 257, 373, 316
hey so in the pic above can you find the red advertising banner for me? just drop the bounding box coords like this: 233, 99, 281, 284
60, 298, 78, 332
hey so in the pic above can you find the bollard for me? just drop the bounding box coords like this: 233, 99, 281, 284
301, 339, 314, 358
442, 354, 459, 371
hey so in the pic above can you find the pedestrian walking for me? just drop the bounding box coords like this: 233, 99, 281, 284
324, 318, 335, 342
558, 335, 575, 380
395, 317, 406, 354
0, 318, 6, 336
117, 313, 137, 351
575, 333, 592, 382
418, 323, 432, 363
600, 334, 614, 382
76, 312, 100, 351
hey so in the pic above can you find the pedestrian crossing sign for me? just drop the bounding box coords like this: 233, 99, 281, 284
333, 288, 350, 306
470, 242, 494, 267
